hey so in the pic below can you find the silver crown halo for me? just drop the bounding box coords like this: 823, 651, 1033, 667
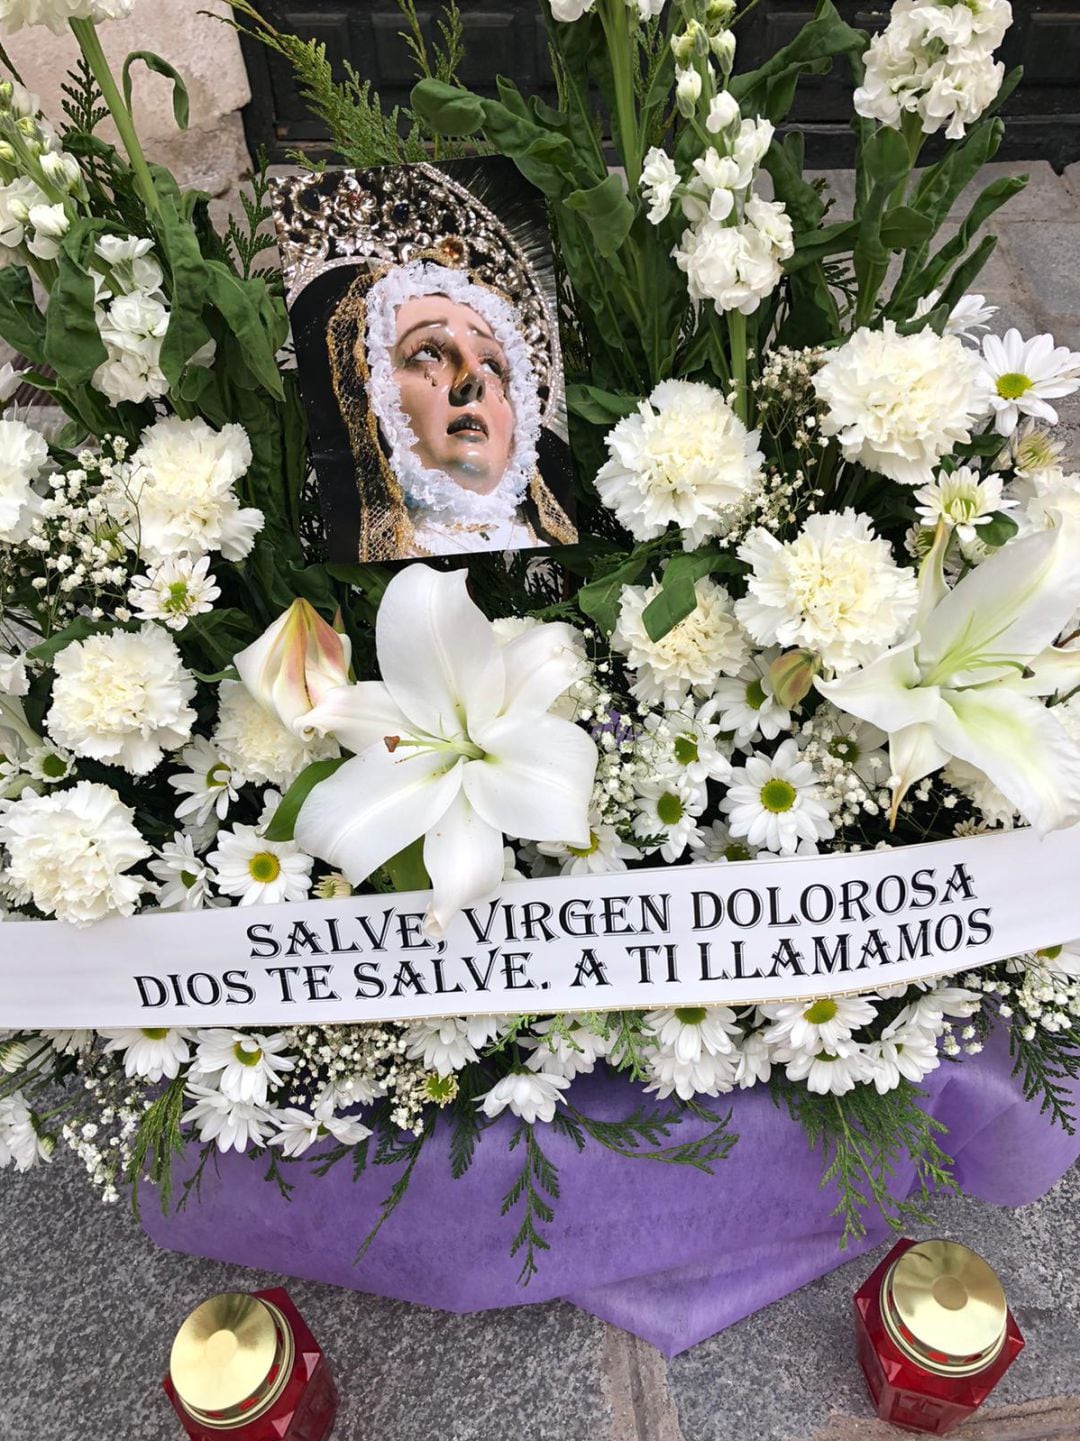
271, 163, 563, 422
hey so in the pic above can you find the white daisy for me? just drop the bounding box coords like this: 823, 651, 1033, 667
313, 870, 353, 899
780, 1046, 872, 1096
183, 1084, 274, 1154
0, 1094, 52, 1171
190, 1029, 296, 1105
402, 1016, 505, 1077
643, 1048, 737, 1100
864, 1017, 941, 1094
169, 735, 240, 826
760, 994, 878, 1055
477, 1069, 571, 1124
733, 1029, 772, 1089
128, 554, 220, 631
44, 1029, 94, 1055
909, 984, 981, 1030
633, 774, 706, 861
640, 701, 732, 789
149, 832, 219, 911
99, 1027, 193, 1082
644, 1005, 741, 1063
698, 818, 757, 864
612, 575, 750, 708
709, 650, 791, 748
523, 1018, 610, 1079
721, 739, 835, 855
914, 290, 998, 342
976, 329, 1080, 436
269, 1105, 371, 1158
24, 744, 74, 785
914, 466, 1014, 545
208, 823, 313, 905
536, 821, 637, 876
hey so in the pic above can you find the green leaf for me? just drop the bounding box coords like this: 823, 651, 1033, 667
577, 553, 650, 635
203, 263, 285, 400
384, 836, 430, 893
566, 384, 639, 426
564, 173, 635, 259
44, 221, 108, 386
0, 267, 46, 366
641, 551, 738, 643
977, 510, 1020, 549
27, 615, 106, 663
729, 0, 867, 122
879, 206, 935, 250
122, 49, 190, 130
154, 190, 212, 383
410, 77, 485, 136
263, 757, 347, 843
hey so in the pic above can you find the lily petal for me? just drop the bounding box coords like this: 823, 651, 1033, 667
918, 519, 1080, 688
915, 520, 950, 632
817, 639, 943, 734
887, 723, 952, 825
1009, 645, 1080, 699
376, 566, 505, 740
423, 789, 507, 937
295, 745, 463, 883
463, 713, 597, 845
500, 622, 588, 716
933, 687, 1080, 834
301, 681, 411, 754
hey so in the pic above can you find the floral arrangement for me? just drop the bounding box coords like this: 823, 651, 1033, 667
1, 0, 1080, 1278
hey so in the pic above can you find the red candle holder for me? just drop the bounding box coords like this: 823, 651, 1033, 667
854, 1238, 1024, 1435
164, 1287, 338, 1440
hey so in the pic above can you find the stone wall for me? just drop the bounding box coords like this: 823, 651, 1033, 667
6, 0, 252, 196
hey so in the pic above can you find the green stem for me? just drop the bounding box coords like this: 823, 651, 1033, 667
69, 18, 160, 215
600, 0, 641, 192
727, 308, 747, 423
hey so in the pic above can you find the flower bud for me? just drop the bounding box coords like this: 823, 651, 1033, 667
685, 19, 709, 56
0, 142, 16, 165
706, 90, 740, 135
234, 597, 353, 737
670, 29, 695, 66
707, 0, 736, 25
675, 66, 703, 118
711, 28, 737, 74
768, 648, 820, 710
40, 149, 82, 193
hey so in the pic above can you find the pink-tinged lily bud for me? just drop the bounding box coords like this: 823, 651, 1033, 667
769, 648, 819, 710
234, 598, 352, 736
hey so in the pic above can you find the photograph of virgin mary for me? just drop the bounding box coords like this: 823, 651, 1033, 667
272, 158, 578, 564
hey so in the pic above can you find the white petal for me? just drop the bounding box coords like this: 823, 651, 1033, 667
934, 688, 1080, 834
376, 566, 505, 739
1011, 645, 1080, 699
500, 622, 587, 715
918, 520, 1080, 688
887, 724, 952, 823
817, 640, 943, 734
295, 744, 463, 883
423, 789, 507, 936
463, 714, 597, 845
301, 681, 410, 754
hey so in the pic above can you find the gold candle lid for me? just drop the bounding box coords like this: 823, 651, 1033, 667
170, 1293, 292, 1424
882, 1240, 1008, 1377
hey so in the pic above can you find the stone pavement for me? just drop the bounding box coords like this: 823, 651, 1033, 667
2, 165, 1080, 1441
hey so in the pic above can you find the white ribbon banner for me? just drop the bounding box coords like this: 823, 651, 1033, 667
2, 827, 1080, 1028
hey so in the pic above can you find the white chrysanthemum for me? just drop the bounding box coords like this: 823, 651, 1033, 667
169, 735, 239, 826
522, 1018, 610, 1080
150, 832, 220, 911
760, 994, 878, 1055
721, 738, 834, 855
99, 1027, 193, 1082
914, 465, 1013, 545
612, 576, 750, 708
595, 379, 764, 547
0, 0, 134, 32
46, 624, 196, 776
736, 511, 918, 674
402, 1016, 505, 1077
640, 146, 680, 225
183, 1084, 274, 1154
270, 1106, 371, 1158
190, 1029, 296, 1105
128, 555, 220, 631
975, 329, 1080, 437
214, 679, 339, 789
125, 416, 262, 562
709, 649, 791, 748
207, 823, 313, 906
0, 780, 150, 924
644, 1005, 741, 1064
0, 416, 48, 542
815, 322, 983, 485
477, 1069, 571, 1124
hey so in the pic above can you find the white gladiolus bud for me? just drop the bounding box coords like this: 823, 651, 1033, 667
675, 66, 703, 117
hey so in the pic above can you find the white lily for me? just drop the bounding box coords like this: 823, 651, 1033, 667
234, 597, 352, 740
294, 565, 598, 933
818, 519, 1080, 832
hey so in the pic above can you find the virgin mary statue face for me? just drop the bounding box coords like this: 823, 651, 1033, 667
390, 293, 516, 496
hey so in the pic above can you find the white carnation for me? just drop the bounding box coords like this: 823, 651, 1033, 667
736, 510, 919, 674
214, 678, 339, 789
0, 416, 48, 542
815, 321, 983, 486
126, 416, 263, 562
0, 780, 150, 924
595, 379, 763, 547
0, 0, 134, 30
46, 625, 196, 776
613, 575, 750, 707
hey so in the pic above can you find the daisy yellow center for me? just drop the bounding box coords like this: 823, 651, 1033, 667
804, 999, 837, 1026
425, 1074, 458, 1103
996, 371, 1033, 400
180, 870, 198, 890
725, 842, 752, 861
569, 831, 601, 858
142, 1028, 170, 1040
760, 778, 796, 813
675, 1007, 708, 1025
41, 752, 68, 778
745, 678, 767, 710
248, 851, 281, 884
657, 792, 684, 825
207, 761, 231, 789
163, 580, 192, 614
674, 734, 699, 765
1038, 945, 1063, 960
233, 1040, 263, 1067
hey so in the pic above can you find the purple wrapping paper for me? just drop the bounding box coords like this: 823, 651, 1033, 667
141, 1023, 1080, 1357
